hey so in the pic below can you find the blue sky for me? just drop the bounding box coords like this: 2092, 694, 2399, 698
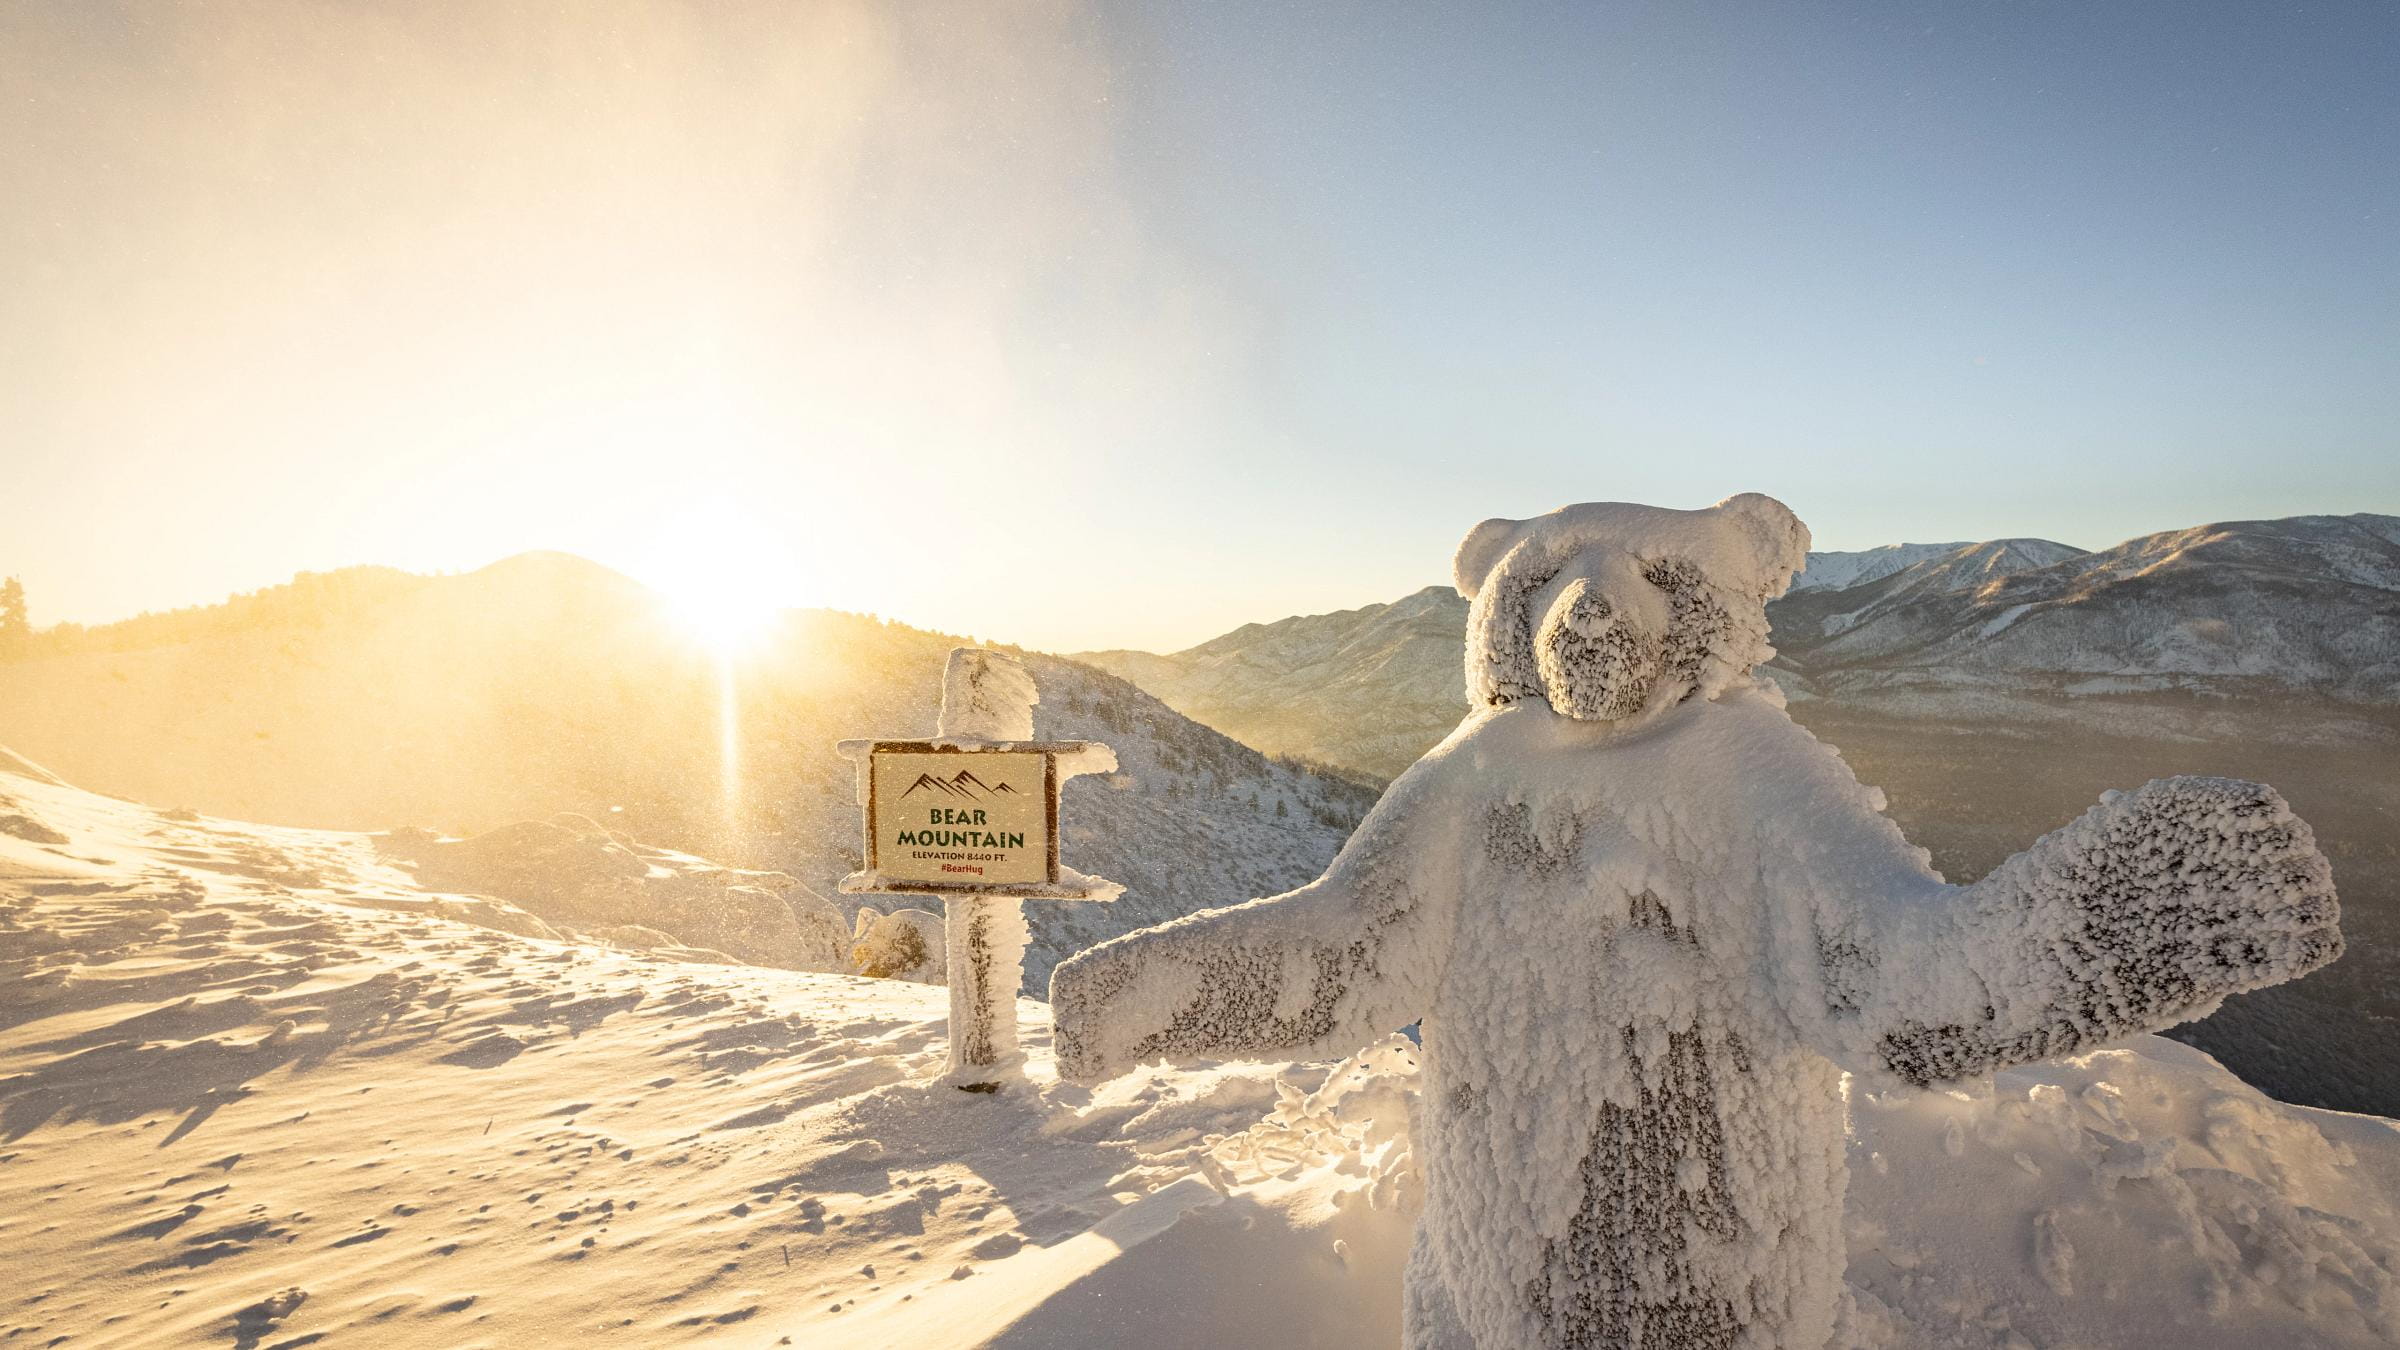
1100, 1, 2400, 545
4, 1, 2395, 650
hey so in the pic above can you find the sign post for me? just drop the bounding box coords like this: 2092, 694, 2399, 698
837, 648, 1120, 1091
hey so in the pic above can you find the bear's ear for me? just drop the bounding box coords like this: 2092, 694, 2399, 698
1453, 517, 1522, 601
1711, 492, 1811, 597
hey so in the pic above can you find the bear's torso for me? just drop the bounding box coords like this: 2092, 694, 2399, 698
1400, 691, 1902, 1350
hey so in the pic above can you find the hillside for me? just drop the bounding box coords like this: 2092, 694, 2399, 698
1078, 585, 1468, 782
0, 555, 1377, 994
4, 753, 2397, 1347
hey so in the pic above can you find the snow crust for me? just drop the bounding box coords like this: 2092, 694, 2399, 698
1055, 498, 2343, 1350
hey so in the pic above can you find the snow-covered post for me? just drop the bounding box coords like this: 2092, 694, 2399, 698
932, 652, 1037, 1085
837, 649, 1121, 1092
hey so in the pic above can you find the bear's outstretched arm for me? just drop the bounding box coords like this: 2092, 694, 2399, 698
1049, 770, 1461, 1085
1816, 775, 2340, 1088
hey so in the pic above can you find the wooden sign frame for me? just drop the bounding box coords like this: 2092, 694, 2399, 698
853, 740, 1099, 898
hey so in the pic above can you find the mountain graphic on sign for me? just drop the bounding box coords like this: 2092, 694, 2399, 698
900, 768, 1022, 800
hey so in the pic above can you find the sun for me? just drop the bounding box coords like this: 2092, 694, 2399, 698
627, 503, 799, 658
663, 578, 781, 656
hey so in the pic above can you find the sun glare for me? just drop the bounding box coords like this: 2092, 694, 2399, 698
627, 503, 799, 658
664, 580, 780, 656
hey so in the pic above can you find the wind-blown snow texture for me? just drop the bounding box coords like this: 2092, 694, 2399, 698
1, 744, 2391, 1347
1053, 496, 2344, 1350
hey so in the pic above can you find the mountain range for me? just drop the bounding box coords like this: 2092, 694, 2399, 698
1081, 512, 2400, 779
1772, 514, 2400, 710
0, 552, 1377, 994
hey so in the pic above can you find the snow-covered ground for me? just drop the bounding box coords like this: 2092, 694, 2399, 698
4, 750, 2396, 1347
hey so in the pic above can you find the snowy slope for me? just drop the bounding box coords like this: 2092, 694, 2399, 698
0, 556, 1376, 996
3, 754, 2396, 1347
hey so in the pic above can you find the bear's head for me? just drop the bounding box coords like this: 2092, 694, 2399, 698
1452, 494, 1809, 724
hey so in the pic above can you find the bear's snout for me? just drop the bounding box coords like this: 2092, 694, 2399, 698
1536, 577, 1662, 721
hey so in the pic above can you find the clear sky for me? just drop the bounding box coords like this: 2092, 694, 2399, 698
5, 1, 2396, 653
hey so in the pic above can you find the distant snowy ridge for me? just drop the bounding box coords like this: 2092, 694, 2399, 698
2, 755, 2395, 1348
1774, 513, 2400, 703
1788, 540, 1980, 592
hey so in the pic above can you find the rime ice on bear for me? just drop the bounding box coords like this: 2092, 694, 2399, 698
1050, 494, 2343, 1350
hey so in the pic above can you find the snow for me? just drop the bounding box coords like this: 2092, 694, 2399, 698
377, 816, 851, 970
1977, 601, 2038, 638
0, 747, 2392, 1346
1054, 496, 2346, 1349
1787, 542, 1973, 593
1843, 1037, 2400, 1347
940, 647, 1041, 743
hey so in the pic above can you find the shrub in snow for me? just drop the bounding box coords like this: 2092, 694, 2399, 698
851, 905, 945, 983
1052, 495, 2342, 1350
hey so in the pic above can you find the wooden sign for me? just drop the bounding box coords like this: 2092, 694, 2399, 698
866, 742, 1057, 889
834, 647, 1123, 1091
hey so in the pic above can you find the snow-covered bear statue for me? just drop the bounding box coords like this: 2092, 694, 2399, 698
1050, 495, 2342, 1350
